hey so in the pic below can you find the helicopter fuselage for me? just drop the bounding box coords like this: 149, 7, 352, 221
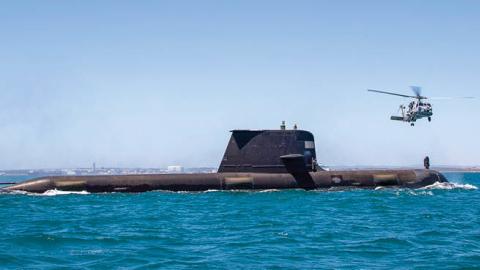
391, 100, 433, 124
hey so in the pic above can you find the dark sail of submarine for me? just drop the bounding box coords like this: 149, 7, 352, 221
2, 125, 447, 193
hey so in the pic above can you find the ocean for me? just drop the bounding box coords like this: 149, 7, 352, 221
0, 172, 479, 269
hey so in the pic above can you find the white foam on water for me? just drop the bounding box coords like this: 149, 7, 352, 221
39, 189, 90, 196
2, 190, 29, 195
175, 189, 221, 194
403, 190, 434, 196
419, 181, 478, 190
258, 189, 280, 193
204, 189, 222, 193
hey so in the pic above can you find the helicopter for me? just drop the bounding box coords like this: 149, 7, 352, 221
368, 86, 474, 126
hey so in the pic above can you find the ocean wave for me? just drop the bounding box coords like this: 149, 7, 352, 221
419, 182, 478, 190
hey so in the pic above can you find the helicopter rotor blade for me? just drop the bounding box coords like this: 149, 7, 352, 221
409, 86, 429, 99
410, 86, 422, 97
367, 89, 417, 99
428, 96, 475, 100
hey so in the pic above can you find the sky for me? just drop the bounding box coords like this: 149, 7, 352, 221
0, 0, 479, 169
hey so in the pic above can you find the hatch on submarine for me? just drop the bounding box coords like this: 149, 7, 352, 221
2, 122, 447, 193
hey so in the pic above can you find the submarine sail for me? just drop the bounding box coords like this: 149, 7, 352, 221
218, 129, 321, 173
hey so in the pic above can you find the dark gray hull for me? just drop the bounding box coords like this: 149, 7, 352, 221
2, 169, 447, 193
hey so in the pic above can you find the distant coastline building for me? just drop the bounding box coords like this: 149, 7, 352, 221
64, 169, 76, 176
167, 166, 184, 173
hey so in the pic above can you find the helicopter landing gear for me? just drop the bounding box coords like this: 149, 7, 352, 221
428, 117, 431, 122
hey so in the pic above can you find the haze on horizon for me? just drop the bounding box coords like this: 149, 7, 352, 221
0, 1, 479, 170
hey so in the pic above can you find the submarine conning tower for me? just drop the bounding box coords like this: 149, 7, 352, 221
218, 125, 321, 173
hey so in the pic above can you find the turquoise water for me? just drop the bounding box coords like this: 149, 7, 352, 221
0, 173, 479, 269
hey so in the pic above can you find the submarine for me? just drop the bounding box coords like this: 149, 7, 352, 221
2, 123, 447, 193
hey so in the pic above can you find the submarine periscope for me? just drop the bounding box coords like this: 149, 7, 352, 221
2, 124, 447, 193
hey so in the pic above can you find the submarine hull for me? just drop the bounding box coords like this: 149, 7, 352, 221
3, 169, 447, 193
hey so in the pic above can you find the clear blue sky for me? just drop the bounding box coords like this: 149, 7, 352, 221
0, 0, 479, 169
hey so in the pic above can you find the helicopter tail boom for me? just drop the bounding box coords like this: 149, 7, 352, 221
390, 116, 406, 122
